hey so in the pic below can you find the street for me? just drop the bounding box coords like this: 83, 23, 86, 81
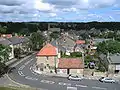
8, 55, 120, 90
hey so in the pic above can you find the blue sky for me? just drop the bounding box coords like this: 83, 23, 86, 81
0, 0, 120, 22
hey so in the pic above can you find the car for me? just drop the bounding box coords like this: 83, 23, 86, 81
99, 77, 116, 83
67, 74, 83, 81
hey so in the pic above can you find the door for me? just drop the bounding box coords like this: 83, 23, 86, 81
67, 69, 70, 74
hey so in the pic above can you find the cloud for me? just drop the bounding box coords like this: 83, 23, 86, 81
0, 0, 24, 6
49, 13, 57, 17
0, 0, 119, 22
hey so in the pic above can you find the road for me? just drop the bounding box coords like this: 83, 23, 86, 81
8, 55, 120, 90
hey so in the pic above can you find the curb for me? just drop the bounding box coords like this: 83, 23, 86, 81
6, 53, 36, 88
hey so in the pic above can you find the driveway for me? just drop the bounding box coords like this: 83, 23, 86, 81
8, 55, 120, 90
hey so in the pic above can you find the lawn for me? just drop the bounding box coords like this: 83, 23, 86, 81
0, 87, 17, 90
0, 86, 36, 90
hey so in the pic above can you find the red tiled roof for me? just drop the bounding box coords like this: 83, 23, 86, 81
76, 40, 85, 44
37, 43, 57, 56
58, 58, 84, 69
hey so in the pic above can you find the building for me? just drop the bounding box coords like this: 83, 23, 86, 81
57, 58, 84, 75
99, 54, 120, 74
74, 40, 86, 52
36, 43, 58, 73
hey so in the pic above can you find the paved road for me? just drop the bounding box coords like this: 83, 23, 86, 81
8, 55, 120, 90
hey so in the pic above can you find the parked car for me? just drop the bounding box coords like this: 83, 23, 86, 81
67, 74, 83, 81
99, 77, 116, 83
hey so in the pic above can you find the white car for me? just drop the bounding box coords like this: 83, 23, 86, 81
99, 77, 116, 83
68, 75, 83, 81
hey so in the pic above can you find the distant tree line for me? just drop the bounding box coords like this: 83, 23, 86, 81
0, 22, 120, 35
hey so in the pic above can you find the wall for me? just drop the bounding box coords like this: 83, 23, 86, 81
9, 44, 14, 59
70, 69, 83, 75
36, 56, 58, 70
108, 64, 116, 74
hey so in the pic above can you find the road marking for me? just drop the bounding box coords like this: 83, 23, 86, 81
18, 71, 25, 76
58, 82, 71, 86
30, 66, 37, 75
25, 76, 38, 81
40, 80, 55, 84
76, 84, 87, 88
19, 65, 25, 70
67, 87, 77, 90
92, 86, 107, 90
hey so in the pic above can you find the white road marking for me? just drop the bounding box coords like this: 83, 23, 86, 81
67, 87, 77, 90
92, 86, 107, 90
30, 66, 38, 75
58, 82, 71, 86
76, 84, 87, 88
18, 71, 25, 76
19, 65, 25, 70
25, 76, 38, 80
40, 80, 55, 84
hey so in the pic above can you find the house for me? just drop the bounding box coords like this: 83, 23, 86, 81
8, 36, 29, 52
36, 43, 58, 73
57, 34, 76, 53
0, 37, 14, 59
57, 58, 84, 75
74, 40, 86, 52
99, 54, 120, 75
8, 36, 22, 48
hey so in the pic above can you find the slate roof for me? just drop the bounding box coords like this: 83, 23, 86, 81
93, 38, 111, 44
8, 36, 29, 45
37, 43, 57, 56
58, 58, 84, 69
0, 37, 12, 45
99, 54, 120, 64
8, 37, 22, 45
50, 39, 66, 53
58, 36, 76, 47
109, 55, 120, 64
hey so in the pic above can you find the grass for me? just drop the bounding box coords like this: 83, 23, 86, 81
0, 86, 36, 90
0, 87, 17, 90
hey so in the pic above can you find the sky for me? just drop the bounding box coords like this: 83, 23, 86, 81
0, 0, 120, 22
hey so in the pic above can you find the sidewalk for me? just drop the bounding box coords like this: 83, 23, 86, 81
32, 66, 101, 80
32, 65, 120, 81
5, 52, 36, 67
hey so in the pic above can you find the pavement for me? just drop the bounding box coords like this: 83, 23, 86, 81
7, 55, 120, 90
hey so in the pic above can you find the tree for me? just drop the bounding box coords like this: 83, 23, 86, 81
50, 31, 60, 40
14, 48, 22, 59
0, 44, 11, 75
97, 40, 120, 54
0, 25, 7, 34
0, 44, 11, 63
29, 32, 45, 51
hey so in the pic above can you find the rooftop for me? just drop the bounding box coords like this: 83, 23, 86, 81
58, 58, 84, 69
76, 40, 85, 44
109, 55, 120, 64
37, 43, 57, 56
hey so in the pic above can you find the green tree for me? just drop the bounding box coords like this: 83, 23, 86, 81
50, 31, 60, 40
29, 32, 45, 51
97, 40, 120, 54
0, 25, 7, 34
0, 44, 11, 75
0, 44, 11, 63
